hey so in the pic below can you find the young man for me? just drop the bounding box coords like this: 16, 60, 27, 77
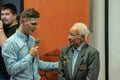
58, 23, 100, 80
2, 8, 58, 80
0, 3, 19, 80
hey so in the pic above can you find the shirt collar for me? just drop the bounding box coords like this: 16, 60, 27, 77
16, 30, 29, 42
72, 42, 85, 52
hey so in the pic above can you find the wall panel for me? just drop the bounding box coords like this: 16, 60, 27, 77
24, 0, 89, 55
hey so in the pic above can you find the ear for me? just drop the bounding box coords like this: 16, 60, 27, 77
21, 19, 25, 24
13, 14, 17, 19
81, 35, 85, 38
81, 35, 85, 41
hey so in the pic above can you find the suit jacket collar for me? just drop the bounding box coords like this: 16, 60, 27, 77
67, 48, 72, 79
67, 43, 87, 79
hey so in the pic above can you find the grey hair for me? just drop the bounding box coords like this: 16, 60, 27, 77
73, 22, 90, 40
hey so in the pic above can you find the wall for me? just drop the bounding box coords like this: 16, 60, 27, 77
24, 1, 89, 80
2, 0, 22, 15
24, 0, 89, 55
109, 0, 120, 80
90, 0, 105, 80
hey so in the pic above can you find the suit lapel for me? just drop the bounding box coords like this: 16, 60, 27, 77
67, 48, 73, 79
72, 44, 86, 79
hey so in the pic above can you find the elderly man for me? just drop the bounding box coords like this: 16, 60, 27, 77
58, 22, 100, 80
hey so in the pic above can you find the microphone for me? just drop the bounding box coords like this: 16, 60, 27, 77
34, 38, 40, 47
33, 38, 40, 61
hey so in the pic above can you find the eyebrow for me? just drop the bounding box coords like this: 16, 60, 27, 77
31, 23, 38, 25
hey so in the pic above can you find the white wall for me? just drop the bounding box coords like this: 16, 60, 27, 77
109, 0, 120, 80
90, 0, 105, 80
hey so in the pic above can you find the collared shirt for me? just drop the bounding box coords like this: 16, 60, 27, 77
2, 30, 58, 80
0, 23, 19, 79
72, 42, 85, 75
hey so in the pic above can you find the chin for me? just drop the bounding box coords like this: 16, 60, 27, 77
29, 33, 32, 35
30, 32, 34, 35
3, 23, 9, 25
69, 43, 73, 46
3, 21, 9, 24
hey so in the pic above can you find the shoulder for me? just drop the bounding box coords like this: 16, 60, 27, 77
60, 45, 72, 55
3, 33, 18, 47
61, 45, 72, 51
2, 38, 16, 52
3, 33, 24, 49
84, 44, 99, 55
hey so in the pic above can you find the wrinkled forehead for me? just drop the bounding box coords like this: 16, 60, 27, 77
70, 25, 82, 31
70, 25, 83, 35
69, 27, 79, 35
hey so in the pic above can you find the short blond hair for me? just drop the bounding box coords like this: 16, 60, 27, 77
20, 8, 40, 19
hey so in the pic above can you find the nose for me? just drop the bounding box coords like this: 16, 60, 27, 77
68, 35, 71, 39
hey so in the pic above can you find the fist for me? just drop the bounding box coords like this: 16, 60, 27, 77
30, 46, 39, 58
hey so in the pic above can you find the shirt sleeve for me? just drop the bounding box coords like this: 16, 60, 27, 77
36, 57, 58, 70
2, 41, 33, 76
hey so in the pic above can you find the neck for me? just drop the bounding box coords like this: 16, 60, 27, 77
74, 41, 85, 49
18, 25, 28, 36
18, 25, 23, 33
8, 20, 17, 28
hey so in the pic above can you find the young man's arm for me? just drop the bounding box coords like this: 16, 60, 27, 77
0, 20, 7, 47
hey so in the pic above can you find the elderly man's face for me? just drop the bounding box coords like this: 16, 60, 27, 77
68, 27, 84, 48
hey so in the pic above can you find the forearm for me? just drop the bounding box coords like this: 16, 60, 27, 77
4, 54, 33, 76
0, 29, 7, 46
0, 20, 7, 47
38, 59, 58, 70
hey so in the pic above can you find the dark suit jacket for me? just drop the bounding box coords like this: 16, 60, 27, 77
58, 43, 100, 80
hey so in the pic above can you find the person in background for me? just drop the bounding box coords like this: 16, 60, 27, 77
2, 8, 58, 80
0, 3, 19, 80
58, 22, 100, 80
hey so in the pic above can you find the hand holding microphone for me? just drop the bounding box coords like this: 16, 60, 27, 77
30, 38, 40, 58
34, 38, 40, 47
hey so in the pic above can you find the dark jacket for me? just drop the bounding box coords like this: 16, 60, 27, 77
58, 43, 100, 80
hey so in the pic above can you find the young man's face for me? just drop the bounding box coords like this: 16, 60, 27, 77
1, 9, 17, 26
21, 18, 39, 35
